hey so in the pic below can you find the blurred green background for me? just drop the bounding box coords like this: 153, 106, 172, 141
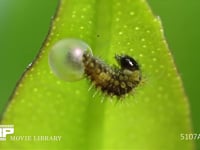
0, 0, 199, 149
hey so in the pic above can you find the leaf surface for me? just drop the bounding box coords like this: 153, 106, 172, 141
0, 0, 194, 149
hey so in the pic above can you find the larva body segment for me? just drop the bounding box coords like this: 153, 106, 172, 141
82, 52, 141, 97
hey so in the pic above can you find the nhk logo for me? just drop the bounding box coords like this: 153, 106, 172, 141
0, 125, 14, 141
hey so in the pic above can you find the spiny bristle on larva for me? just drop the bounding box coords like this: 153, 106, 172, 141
82, 52, 141, 97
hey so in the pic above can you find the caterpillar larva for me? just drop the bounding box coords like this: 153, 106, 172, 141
49, 38, 141, 97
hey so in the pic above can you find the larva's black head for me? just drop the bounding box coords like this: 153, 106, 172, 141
115, 54, 139, 71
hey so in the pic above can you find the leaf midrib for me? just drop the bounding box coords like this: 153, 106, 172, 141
84, 0, 113, 149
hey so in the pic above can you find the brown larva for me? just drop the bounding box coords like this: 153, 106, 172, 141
82, 52, 141, 97
49, 38, 141, 98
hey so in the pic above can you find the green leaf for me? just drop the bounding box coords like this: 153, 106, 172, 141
0, 0, 194, 149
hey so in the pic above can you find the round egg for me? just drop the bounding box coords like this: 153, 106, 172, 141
49, 38, 92, 81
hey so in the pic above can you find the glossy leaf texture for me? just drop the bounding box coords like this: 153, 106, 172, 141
0, 0, 194, 149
